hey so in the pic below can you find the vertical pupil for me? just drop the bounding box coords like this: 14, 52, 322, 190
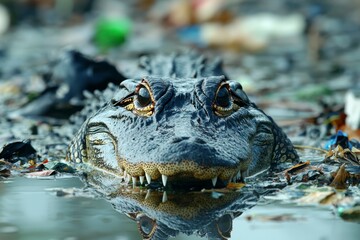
137, 86, 151, 107
216, 86, 231, 108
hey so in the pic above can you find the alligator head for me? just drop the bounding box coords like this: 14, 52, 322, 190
67, 54, 298, 188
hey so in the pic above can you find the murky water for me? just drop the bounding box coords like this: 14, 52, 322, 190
0, 177, 203, 240
1, 174, 359, 240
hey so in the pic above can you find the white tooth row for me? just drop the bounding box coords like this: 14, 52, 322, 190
123, 170, 244, 188
123, 171, 168, 187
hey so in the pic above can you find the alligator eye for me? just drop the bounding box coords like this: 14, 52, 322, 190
229, 81, 249, 107
112, 80, 155, 117
133, 82, 155, 116
135, 85, 152, 108
136, 214, 157, 239
213, 82, 234, 117
216, 84, 231, 108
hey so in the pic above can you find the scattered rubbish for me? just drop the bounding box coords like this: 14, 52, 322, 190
165, 0, 230, 27
51, 162, 75, 173
178, 13, 304, 51
0, 140, 38, 164
345, 90, 360, 130
8, 50, 126, 119
295, 84, 332, 100
345, 165, 360, 185
47, 187, 99, 198
35, 159, 49, 171
338, 206, 360, 222
325, 130, 353, 150
264, 182, 358, 209
285, 161, 311, 175
329, 164, 350, 189
339, 125, 360, 142
245, 213, 301, 222
0, 169, 10, 178
283, 161, 322, 184
226, 182, 246, 190
298, 190, 338, 205
51, 50, 126, 102
325, 144, 360, 166
94, 18, 132, 50
0, 159, 11, 178
25, 170, 57, 178
323, 130, 360, 168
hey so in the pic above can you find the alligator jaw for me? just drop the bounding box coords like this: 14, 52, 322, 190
118, 159, 248, 188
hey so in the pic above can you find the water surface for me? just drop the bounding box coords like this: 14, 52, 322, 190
1, 176, 359, 240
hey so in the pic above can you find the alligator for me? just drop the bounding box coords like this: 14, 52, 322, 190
66, 53, 299, 188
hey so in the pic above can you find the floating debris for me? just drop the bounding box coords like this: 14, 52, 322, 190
0, 159, 11, 178
245, 213, 302, 222
226, 182, 246, 190
283, 160, 323, 184
51, 162, 75, 173
339, 206, 360, 222
344, 90, 360, 131
46, 187, 98, 198
297, 190, 337, 205
0, 140, 38, 165
330, 164, 350, 189
25, 170, 57, 178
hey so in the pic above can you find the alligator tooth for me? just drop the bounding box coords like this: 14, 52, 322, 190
161, 175, 168, 187
145, 173, 151, 184
236, 171, 241, 180
139, 176, 145, 185
125, 174, 131, 184
132, 177, 137, 187
145, 189, 151, 200
162, 191, 168, 203
212, 176, 218, 187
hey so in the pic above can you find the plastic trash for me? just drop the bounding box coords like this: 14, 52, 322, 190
94, 18, 132, 50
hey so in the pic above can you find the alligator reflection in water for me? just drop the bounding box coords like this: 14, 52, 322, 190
84, 170, 267, 240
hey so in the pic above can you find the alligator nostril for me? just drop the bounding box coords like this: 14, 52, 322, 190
171, 136, 206, 144
193, 138, 206, 144
171, 136, 190, 143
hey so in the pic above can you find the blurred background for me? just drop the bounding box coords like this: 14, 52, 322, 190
1, 1, 360, 240
0, 0, 360, 142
